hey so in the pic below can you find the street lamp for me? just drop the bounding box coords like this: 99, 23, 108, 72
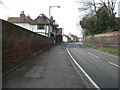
49, 6, 61, 18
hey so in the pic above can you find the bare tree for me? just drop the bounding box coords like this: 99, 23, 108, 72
100, 0, 117, 14
0, 1, 5, 6
76, 0, 116, 15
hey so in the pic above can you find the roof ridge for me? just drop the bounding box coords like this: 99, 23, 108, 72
7, 13, 52, 25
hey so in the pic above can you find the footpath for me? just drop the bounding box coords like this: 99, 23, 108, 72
3, 45, 89, 88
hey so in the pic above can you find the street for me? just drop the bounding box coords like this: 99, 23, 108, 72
2, 43, 119, 89
67, 42, 119, 88
1, 0, 120, 89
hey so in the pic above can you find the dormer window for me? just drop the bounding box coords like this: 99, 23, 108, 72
37, 24, 45, 29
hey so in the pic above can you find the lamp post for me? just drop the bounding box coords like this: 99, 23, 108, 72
48, 5, 61, 43
49, 6, 61, 18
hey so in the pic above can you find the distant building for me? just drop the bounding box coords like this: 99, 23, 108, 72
63, 33, 79, 42
118, 1, 120, 17
7, 11, 59, 38
63, 35, 68, 42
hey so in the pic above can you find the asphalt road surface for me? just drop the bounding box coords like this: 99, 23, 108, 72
67, 42, 119, 89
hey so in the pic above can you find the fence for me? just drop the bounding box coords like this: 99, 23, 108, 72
2, 19, 54, 74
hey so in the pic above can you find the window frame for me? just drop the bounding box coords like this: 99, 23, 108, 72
37, 24, 45, 29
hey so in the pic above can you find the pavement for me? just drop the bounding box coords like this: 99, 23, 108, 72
3, 44, 89, 88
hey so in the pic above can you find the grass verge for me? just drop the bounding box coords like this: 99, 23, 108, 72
83, 42, 120, 56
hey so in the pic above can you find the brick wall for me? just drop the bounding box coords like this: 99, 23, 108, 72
85, 31, 120, 47
2, 19, 54, 74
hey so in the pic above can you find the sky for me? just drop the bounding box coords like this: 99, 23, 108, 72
0, 0, 120, 37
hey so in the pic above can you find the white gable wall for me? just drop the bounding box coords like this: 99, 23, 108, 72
63, 36, 68, 42
14, 23, 32, 31
34, 24, 47, 36
14, 23, 52, 37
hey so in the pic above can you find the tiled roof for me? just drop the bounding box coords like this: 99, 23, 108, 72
7, 13, 51, 25
7, 17, 31, 23
31, 16, 50, 25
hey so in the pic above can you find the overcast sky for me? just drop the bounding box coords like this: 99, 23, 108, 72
0, 0, 120, 37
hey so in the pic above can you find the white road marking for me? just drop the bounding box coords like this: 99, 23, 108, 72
87, 52, 100, 59
67, 48, 100, 90
108, 62, 120, 68
92, 48, 118, 59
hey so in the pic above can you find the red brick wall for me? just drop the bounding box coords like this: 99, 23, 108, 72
85, 31, 120, 47
2, 20, 54, 73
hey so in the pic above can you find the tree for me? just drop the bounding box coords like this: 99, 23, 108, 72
80, 15, 97, 36
78, 0, 118, 36
96, 3, 116, 32
77, 0, 103, 15
96, 5, 109, 32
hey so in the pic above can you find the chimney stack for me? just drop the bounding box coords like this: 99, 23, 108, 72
20, 11, 25, 21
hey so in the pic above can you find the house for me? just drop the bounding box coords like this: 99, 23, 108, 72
7, 11, 34, 31
71, 34, 78, 42
63, 34, 72, 43
7, 11, 59, 38
63, 34, 69, 42
63, 33, 78, 42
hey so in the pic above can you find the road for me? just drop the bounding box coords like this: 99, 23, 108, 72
67, 42, 119, 88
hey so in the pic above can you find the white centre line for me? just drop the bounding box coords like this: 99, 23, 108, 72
67, 48, 100, 90
108, 62, 120, 68
92, 48, 118, 59
87, 52, 100, 59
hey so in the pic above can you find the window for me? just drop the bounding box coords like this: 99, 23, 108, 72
37, 25, 45, 29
